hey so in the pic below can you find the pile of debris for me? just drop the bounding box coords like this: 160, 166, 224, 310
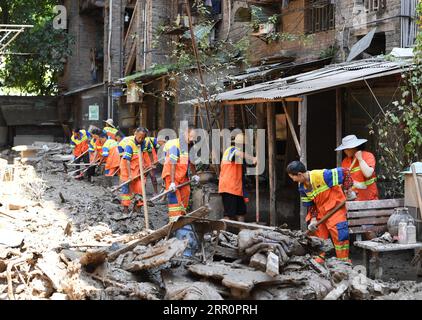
0, 144, 420, 300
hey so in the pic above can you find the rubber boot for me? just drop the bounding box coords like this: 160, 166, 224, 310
122, 206, 129, 214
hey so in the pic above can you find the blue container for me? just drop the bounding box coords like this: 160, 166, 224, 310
175, 224, 199, 257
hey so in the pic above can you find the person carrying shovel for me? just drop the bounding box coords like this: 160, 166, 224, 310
287, 161, 354, 264
161, 126, 200, 257
120, 128, 149, 214
161, 126, 200, 223
70, 127, 91, 164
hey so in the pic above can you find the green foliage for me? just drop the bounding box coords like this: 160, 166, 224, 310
0, 0, 74, 95
368, 3, 422, 198
153, 1, 249, 103
319, 45, 338, 59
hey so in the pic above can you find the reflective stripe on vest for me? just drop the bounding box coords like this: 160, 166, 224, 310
104, 127, 118, 136
124, 137, 140, 159
303, 170, 334, 200
71, 130, 88, 145
350, 166, 377, 187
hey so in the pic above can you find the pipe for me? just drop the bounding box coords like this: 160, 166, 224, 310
143, 0, 148, 70
108, 0, 113, 119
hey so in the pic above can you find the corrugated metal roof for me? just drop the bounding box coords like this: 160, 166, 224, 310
180, 57, 412, 104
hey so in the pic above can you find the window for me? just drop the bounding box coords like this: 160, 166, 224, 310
305, 0, 335, 34
364, 0, 387, 12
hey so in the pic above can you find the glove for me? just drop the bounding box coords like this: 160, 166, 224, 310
353, 181, 367, 190
192, 175, 200, 185
308, 218, 318, 232
346, 189, 357, 201
169, 182, 177, 192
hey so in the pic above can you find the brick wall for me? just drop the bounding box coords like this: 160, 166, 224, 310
60, 0, 104, 91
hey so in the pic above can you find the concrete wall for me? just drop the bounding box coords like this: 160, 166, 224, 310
335, 0, 402, 61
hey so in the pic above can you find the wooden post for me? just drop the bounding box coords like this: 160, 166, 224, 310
299, 96, 307, 231
255, 131, 260, 223
282, 100, 301, 156
336, 88, 343, 167
267, 103, 277, 226
138, 148, 149, 230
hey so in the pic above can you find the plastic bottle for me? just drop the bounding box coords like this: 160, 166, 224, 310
398, 221, 408, 244
407, 222, 417, 244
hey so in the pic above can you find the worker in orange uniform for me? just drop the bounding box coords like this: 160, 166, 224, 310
162, 126, 200, 223
139, 134, 165, 196
103, 119, 118, 140
83, 128, 105, 182
336, 134, 380, 260
287, 160, 354, 263
162, 126, 200, 257
219, 133, 257, 222
120, 128, 150, 214
98, 132, 120, 182
335, 135, 379, 201
70, 128, 91, 164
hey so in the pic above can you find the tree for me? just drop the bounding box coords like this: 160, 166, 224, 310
0, 0, 73, 95
369, 3, 422, 198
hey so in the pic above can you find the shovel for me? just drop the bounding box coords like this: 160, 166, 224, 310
110, 164, 157, 193
147, 180, 193, 207
72, 162, 101, 179
305, 200, 347, 236
63, 150, 90, 173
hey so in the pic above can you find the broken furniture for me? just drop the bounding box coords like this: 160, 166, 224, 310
353, 240, 422, 280
347, 199, 404, 241
11, 145, 42, 163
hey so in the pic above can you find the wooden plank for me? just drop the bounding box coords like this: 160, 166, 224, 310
222, 97, 303, 106
267, 102, 277, 226
347, 209, 394, 219
348, 217, 389, 227
346, 199, 404, 211
299, 96, 307, 231
108, 205, 210, 262
336, 88, 343, 167
353, 240, 422, 253
282, 101, 301, 156
221, 219, 276, 231
349, 225, 387, 235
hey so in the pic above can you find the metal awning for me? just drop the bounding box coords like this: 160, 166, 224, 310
180, 57, 413, 105
63, 82, 105, 96
116, 64, 174, 84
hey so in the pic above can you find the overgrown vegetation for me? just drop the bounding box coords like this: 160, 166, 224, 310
369, 3, 422, 198
152, 0, 249, 109
0, 0, 73, 95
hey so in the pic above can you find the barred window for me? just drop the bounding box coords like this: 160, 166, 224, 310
364, 0, 387, 12
305, 0, 335, 34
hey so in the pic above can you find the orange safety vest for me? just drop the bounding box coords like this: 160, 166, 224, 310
342, 151, 379, 201
120, 136, 140, 181
104, 127, 118, 140
102, 139, 120, 172
218, 146, 244, 197
161, 139, 189, 183
300, 169, 346, 222
71, 130, 89, 157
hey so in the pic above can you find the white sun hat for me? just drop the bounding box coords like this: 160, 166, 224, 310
104, 118, 115, 128
335, 135, 368, 151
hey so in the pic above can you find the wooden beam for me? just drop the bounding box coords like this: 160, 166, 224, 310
336, 88, 343, 167
299, 96, 307, 231
222, 97, 303, 106
282, 101, 301, 156
220, 219, 276, 231
267, 103, 277, 226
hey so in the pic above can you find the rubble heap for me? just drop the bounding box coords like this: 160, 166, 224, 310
0, 144, 420, 300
